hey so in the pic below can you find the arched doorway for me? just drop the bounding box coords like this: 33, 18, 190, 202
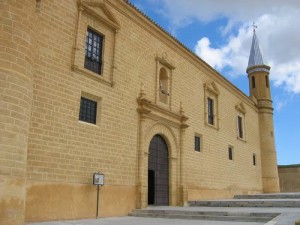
148, 134, 169, 206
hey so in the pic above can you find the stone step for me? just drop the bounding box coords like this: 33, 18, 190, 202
234, 193, 300, 199
189, 199, 300, 208
129, 209, 279, 223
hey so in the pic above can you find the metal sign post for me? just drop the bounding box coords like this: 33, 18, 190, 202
93, 172, 104, 219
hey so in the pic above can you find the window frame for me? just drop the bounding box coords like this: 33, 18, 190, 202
207, 97, 214, 126
237, 115, 244, 139
79, 97, 98, 124
194, 135, 201, 152
84, 28, 104, 75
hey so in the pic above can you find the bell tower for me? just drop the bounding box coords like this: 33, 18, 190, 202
246, 28, 280, 193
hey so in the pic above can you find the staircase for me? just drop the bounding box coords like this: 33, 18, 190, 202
189, 193, 300, 208
129, 208, 278, 222
129, 193, 300, 223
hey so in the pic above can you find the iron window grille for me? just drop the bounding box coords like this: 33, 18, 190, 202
84, 28, 103, 74
207, 98, 214, 125
79, 97, 97, 124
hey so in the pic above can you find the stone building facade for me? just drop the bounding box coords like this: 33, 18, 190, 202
0, 0, 280, 224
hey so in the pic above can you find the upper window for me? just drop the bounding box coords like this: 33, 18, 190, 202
79, 97, 97, 124
194, 136, 201, 152
84, 28, 104, 75
204, 81, 219, 129
237, 116, 244, 139
207, 97, 214, 125
235, 102, 246, 141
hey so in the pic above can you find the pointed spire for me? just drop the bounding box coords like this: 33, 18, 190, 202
247, 29, 265, 69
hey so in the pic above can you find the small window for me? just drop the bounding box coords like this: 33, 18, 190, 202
228, 146, 233, 160
207, 98, 214, 125
79, 97, 97, 124
237, 116, 243, 139
252, 76, 256, 88
265, 75, 269, 88
84, 28, 104, 74
253, 154, 256, 166
195, 136, 201, 152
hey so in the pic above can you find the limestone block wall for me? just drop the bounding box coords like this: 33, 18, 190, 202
1, 0, 265, 222
278, 165, 300, 192
0, 0, 37, 224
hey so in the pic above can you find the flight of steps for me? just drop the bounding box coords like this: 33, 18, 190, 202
189, 193, 300, 208
129, 209, 278, 222
129, 193, 300, 223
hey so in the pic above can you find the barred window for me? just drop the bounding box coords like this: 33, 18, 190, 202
207, 98, 214, 125
84, 28, 103, 74
195, 136, 201, 152
79, 97, 97, 124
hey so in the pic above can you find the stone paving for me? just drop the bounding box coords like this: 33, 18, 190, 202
27, 206, 300, 225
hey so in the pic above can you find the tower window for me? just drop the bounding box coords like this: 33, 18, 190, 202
84, 28, 104, 74
237, 116, 244, 139
228, 146, 233, 160
252, 76, 256, 88
195, 136, 201, 152
265, 76, 269, 88
207, 98, 214, 125
79, 97, 97, 124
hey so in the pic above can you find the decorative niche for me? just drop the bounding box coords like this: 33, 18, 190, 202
155, 53, 175, 110
72, 0, 120, 87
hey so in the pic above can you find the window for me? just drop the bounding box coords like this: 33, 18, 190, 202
237, 116, 243, 139
84, 28, 104, 74
265, 75, 269, 88
253, 154, 256, 166
252, 76, 256, 88
207, 98, 214, 125
228, 146, 233, 160
195, 136, 201, 152
79, 97, 97, 124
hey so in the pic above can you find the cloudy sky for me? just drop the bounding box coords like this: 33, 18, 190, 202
130, 0, 300, 165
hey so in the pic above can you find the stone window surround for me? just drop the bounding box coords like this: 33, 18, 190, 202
72, 1, 120, 87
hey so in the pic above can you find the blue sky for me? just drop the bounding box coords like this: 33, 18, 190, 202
130, 0, 300, 165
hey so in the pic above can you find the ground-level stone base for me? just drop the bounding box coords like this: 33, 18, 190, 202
25, 180, 136, 222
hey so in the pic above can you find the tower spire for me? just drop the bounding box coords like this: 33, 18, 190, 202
247, 25, 265, 69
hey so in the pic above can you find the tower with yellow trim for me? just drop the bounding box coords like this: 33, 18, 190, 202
247, 29, 280, 193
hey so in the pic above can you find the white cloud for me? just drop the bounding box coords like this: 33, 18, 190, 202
150, 0, 300, 93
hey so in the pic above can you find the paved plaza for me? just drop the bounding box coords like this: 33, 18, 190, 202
27, 206, 300, 225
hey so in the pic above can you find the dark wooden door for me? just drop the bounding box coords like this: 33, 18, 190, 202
148, 135, 169, 206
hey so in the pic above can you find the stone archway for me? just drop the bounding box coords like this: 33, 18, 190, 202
148, 134, 169, 205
